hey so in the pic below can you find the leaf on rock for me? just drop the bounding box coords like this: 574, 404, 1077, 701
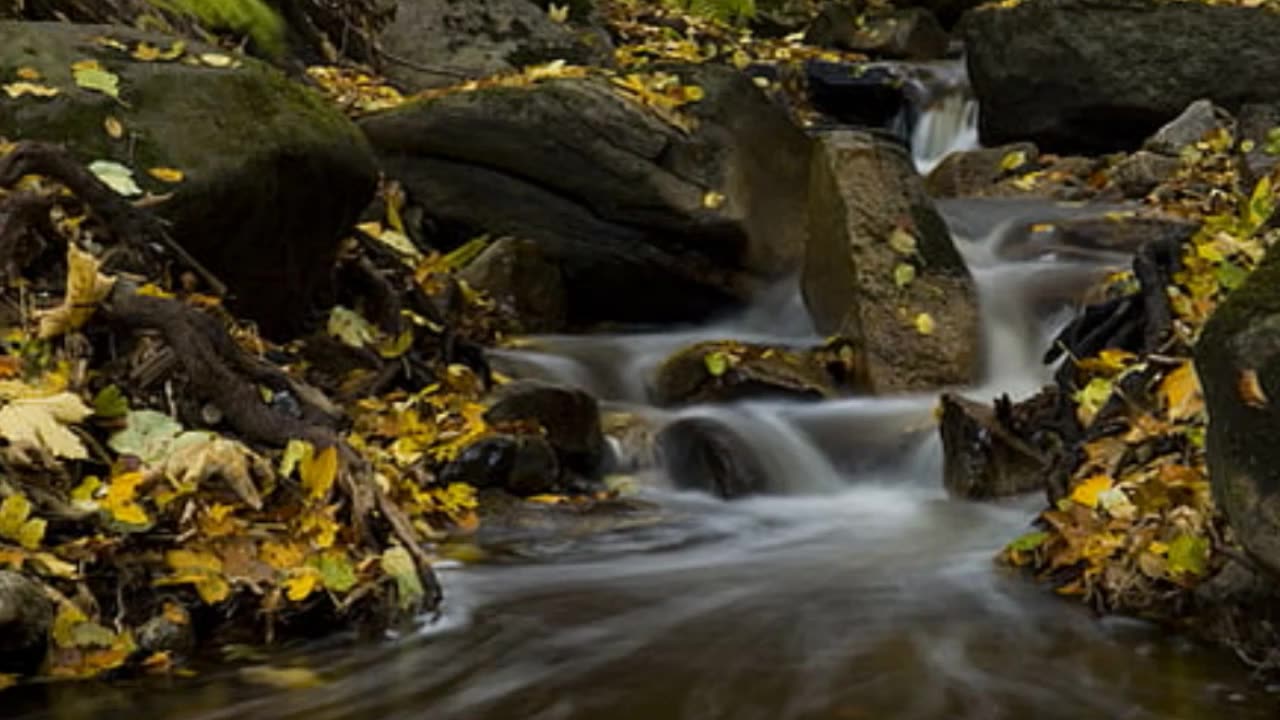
703, 351, 730, 377
893, 263, 915, 288
71, 60, 120, 99
1238, 368, 1269, 408
38, 244, 117, 339
147, 167, 185, 184
913, 312, 934, 335
999, 150, 1028, 172
702, 190, 726, 210
380, 545, 424, 610
888, 227, 917, 256
0, 392, 92, 460
547, 2, 570, 22
2, 82, 60, 99
103, 116, 125, 139
88, 160, 142, 197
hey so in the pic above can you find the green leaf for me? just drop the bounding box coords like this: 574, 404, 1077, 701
109, 410, 183, 464
703, 351, 729, 377
73, 64, 120, 99
327, 306, 375, 349
1245, 174, 1275, 233
893, 262, 916, 289
88, 160, 142, 197
888, 227, 917, 256
380, 545, 424, 610
311, 551, 357, 593
1007, 530, 1049, 553
92, 385, 129, 419
999, 150, 1028, 172
279, 439, 312, 478
1167, 534, 1208, 577
1214, 261, 1249, 291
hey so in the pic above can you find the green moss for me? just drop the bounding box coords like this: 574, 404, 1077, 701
145, 0, 286, 58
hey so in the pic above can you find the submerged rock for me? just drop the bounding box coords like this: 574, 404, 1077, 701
963, 0, 1280, 153
804, 130, 980, 393
939, 393, 1046, 499
657, 416, 771, 499
459, 237, 568, 333
0, 22, 377, 337
1196, 249, 1280, 576
651, 340, 842, 406
360, 63, 811, 327
0, 570, 52, 675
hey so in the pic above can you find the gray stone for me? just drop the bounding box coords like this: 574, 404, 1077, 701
1109, 151, 1182, 199
924, 142, 1039, 197
1144, 99, 1235, 156
0, 570, 52, 675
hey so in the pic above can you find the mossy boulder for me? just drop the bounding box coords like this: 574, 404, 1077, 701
1196, 249, 1280, 576
0, 21, 377, 336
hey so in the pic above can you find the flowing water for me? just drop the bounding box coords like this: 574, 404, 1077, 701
13, 65, 1280, 720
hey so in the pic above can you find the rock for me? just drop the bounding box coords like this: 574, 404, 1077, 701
601, 409, 661, 473
924, 143, 1039, 197
752, 0, 818, 36
651, 340, 840, 406
360, 63, 812, 327
485, 380, 606, 477
1048, 213, 1200, 258
805, 61, 910, 131
804, 130, 980, 393
378, 0, 612, 91
0, 22, 377, 338
439, 433, 561, 496
656, 416, 771, 498
1237, 103, 1280, 189
0, 570, 52, 675
1108, 151, 1182, 199
1195, 249, 1280, 576
136, 605, 196, 658
898, 0, 985, 27
963, 0, 1280, 153
475, 489, 667, 550
806, 6, 948, 61
939, 393, 1047, 499
459, 237, 567, 333
1143, 99, 1235, 157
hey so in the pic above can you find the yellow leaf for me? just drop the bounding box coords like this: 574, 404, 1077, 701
279, 439, 313, 478
51, 602, 90, 648
547, 2, 570, 22
300, 445, 338, 500
1073, 376, 1114, 426
702, 190, 726, 210
38, 244, 117, 339
1070, 474, 1113, 509
72, 60, 120, 100
199, 53, 236, 68
283, 567, 321, 601
999, 150, 1028, 171
147, 167, 185, 184
240, 665, 324, 689
1238, 368, 1269, 408
913, 312, 935, 335
893, 263, 916, 288
16, 67, 41, 81
101, 471, 150, 527
0, 392, 92, 459
103, 116, 125, 139
260, 540, 307, 571
1161, 360, 1203, 421
3, 82, 60, 99
1075, 348, 1137, 375
0, 674, 15, 690
889, 227, 917, 256
159, 549, 230, 604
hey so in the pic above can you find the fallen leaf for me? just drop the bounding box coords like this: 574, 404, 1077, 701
311, 549, 357, 593
2, 82, 60, 99
37, 244, 117, 339
16, 67, 41, 81
159, 549, 230, 604
240, 665, 323, 690
199, 53, 237, 68
889, 227, 917, 256
1238, 368, 1268, 408
703, 351, 730, 377
999, 150, 1028, 171
103, 116, 124, 139
702, 190, 726, 210
1070, 474, 1113, 509
1160, 360, 1203, 421
547, 3, 570, 22
381, 545, 425, 610
147, 167, 184, 184
92, 385, 129, 418
893, 263, 915, 288
1167, 534, 1209, 578
109, 409, 183, 463
152, 435, 267, 510
88, 160, 142, 197
913, 312, 934, 335
299, 445, 338, 500
72, 60, 120, 99
0, 392, 92, 460
100, 471, 150, 528
0, 494, 46, 550
327, 306, 376, 348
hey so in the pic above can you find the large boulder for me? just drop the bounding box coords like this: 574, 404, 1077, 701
378, 0, 612, 91
360, 64, 812, 327
805, 6, 949, 61
0, 22, 377, 337
0, 570, 52, 675
963, 0, 1280, 153
1195, 250, 1280, 576
803, 130, 979, 393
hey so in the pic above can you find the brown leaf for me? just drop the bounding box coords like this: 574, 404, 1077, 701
1238, 368, 1269, 408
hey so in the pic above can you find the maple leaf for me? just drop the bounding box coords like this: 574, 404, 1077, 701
0, 392, 92, 460
37, 244, 117, 339
150, 435, 269, 510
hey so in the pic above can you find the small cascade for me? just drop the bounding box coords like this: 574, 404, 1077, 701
901, 60, 981, 175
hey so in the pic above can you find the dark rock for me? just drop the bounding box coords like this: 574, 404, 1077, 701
1195, 249, 1280, 576
601, 409, 661, 472
136, 605, 196, 658
459, 237, 567, 333
360, 63, 811, 327
804, 130, 980, 393
805, 61, 910, 131
924, 142, 1039, 197
1108, 151, 1182, 199
806, 5, 948, 61
752, 0, 819, 36
898, 0, 985, 27
1237, 103, 1280, 189
1143, 99, 1235, 156
0, 570, 52, 675
485, 380, 606, 476
0, 22, 377, 338
1048, 213, 1200, 258
939, 393, 1047, 499
651, 340, 840, 406
475, 488, 667, 550
379, 0, 613, 91
657, 416, 771, 499
963, 0, 1280, 153
439, 433, 561, 496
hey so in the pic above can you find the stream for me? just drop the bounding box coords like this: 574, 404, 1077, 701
13, 62, 1280, 720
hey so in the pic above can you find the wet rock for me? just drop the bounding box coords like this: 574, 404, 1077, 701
924, 143, 1039, 197
439, 433, 561, 496
657, 416, 771, 499
136, 605, 196, 658
963, 0, 1280, 153
805, 61, 907, 130
1143, 99, 1235, 157
0, 570, 52, 675
601, 409, 661, 473
475, 488, 667, 550
752, 0, 818, 36
804, 130, 980, 393
1195, 249, 1280, 576
485, 380, 606, 477
651, 340, 840, 406
0, 22, 377, 338
379, 0, 612, 91
806, 5, 948, 60
1108, 151, 1182, 199
1237, 103, 1280, 188
360, 63, 811, 327
1049, 213, 1200, 258
459, 237, 567, 333
898, 0, 985, 28
939, 393, 1047, 499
